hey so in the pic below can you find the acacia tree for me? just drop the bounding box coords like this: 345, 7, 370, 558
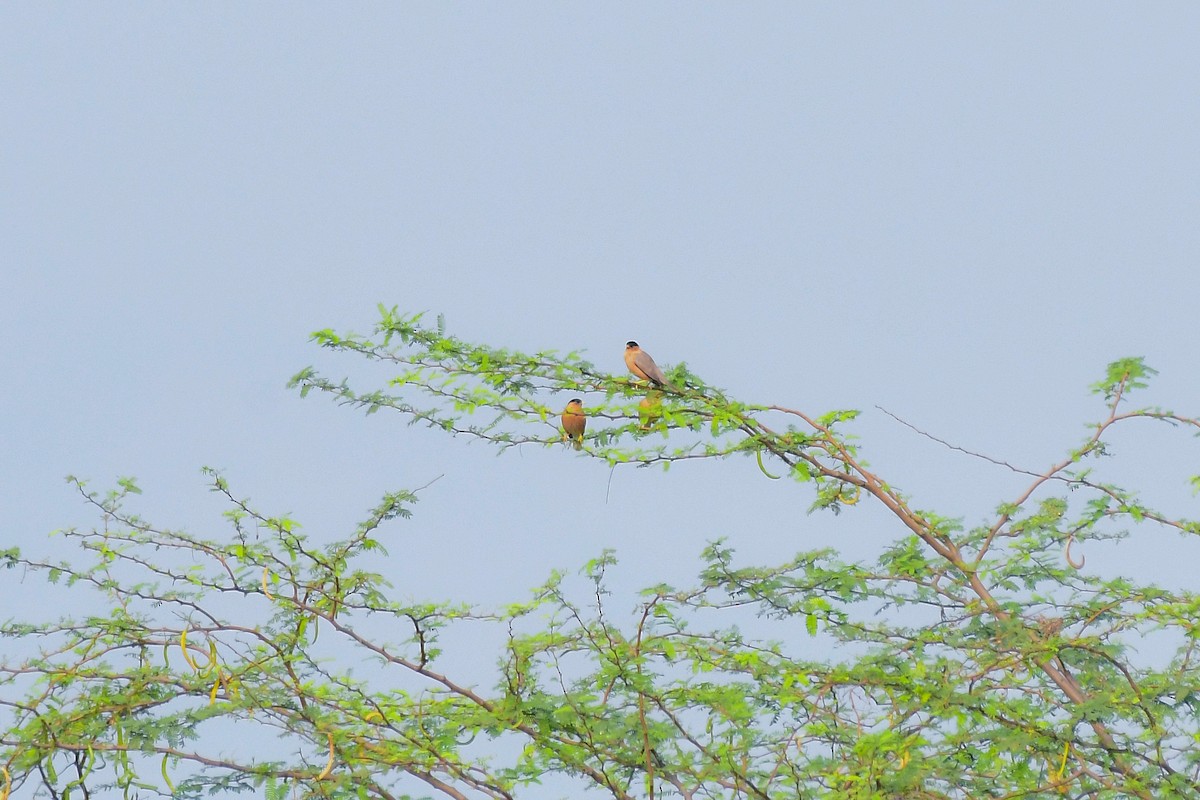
3, 306, 1200, 800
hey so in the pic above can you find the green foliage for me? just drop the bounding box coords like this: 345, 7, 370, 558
3, 312, 1200, 800
1089, 356, 1157, 400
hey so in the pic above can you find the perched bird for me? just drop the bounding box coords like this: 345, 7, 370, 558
561, 398, 586, 450
625, 341, 668, 387
638, 392, 662, 431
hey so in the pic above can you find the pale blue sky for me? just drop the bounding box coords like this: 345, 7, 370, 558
3, 5, 1199, 612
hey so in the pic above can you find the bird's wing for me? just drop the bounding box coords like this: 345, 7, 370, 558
634, 352, 666, 384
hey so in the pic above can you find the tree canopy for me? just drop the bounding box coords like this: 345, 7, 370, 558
3, 307, 1200, 800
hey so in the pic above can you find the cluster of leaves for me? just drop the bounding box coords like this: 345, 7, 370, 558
2, 310, 1200, 800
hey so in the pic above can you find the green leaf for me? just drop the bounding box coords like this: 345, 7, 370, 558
1090, 356, 1156, 399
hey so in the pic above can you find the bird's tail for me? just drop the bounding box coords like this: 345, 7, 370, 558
571, 436, 583, 451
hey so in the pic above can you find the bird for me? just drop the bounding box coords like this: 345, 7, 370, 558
561, 398, 586, 450
638, 392, 662, 430
624, 341, 668, 387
